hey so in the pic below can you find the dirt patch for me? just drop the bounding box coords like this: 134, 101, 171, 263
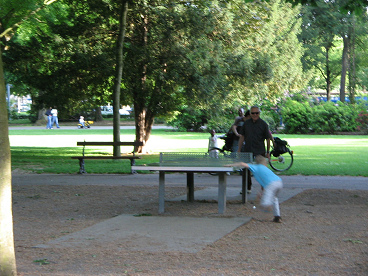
13, 184, 368, 275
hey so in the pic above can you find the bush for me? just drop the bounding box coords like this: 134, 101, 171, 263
206, 119, 230, 133
8, 110, 31, 120
261, 114, 276, 133
281, 100, 312, 134
311, 101, 358, 134
166, 107, 207, 132
356, 111, 368, 134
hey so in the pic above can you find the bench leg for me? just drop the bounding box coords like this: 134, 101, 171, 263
78, 158, 86, 174
130, 158, 137, 174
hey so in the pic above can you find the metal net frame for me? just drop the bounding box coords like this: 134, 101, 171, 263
159, 152, 253, 167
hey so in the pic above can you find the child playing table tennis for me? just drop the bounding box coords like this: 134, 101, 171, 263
226, 155, 283, 223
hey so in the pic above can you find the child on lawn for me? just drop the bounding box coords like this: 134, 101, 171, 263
227, 155, 283, 223
208, 129, 224, 158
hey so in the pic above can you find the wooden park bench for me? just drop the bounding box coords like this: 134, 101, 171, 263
71, 141, 143, 174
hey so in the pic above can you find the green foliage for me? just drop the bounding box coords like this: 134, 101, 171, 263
166, 107, 207, 132
3, 0, 117, 118
261, 114, 276, 133
8, 111, 30, 120
257, 99, 281, 129
281, 99, 312, 134
206, 118, 232, 134
284, 0, 368, 14
311, 101, 358, 133
356, 110, 368, 134
206, 106, 237, 133
280, 96, 363, 134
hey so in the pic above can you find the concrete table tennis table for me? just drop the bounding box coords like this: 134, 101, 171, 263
131, 152, 252, 214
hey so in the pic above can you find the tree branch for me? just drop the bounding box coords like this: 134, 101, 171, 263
0, 0, 58, 39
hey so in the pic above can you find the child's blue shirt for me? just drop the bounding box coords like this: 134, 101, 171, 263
247, 164, 281, 188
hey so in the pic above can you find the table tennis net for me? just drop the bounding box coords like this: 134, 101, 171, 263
159, 152, 253, 167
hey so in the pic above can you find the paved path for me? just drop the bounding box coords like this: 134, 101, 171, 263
9, 125, 173, 130
12, 173, 368, 190
14, 173, 367, 253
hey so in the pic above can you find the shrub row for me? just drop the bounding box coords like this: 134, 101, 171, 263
281, 99, 367, 134
166, 98, 368, 135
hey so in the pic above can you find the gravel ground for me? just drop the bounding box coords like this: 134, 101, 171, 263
12, 178, 368, 276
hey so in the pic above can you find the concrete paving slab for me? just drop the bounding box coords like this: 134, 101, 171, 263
35, 214, 251, 253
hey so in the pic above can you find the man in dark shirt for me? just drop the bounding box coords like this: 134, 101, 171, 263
237, 106, 271, 193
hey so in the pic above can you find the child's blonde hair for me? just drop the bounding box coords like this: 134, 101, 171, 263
255, 155, 268, 165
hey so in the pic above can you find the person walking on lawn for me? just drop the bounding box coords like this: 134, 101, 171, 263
45, 107, 53, 129
51, 107, 60, 128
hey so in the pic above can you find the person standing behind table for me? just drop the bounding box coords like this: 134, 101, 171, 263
226, 155, 283, 223
237, 106, 272, 193
45, 107, 53, 129
231, 107, 245, 153
51, 107, 60, 129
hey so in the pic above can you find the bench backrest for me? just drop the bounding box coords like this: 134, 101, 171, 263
77, 141, 144, 155
77, 141, 144, 147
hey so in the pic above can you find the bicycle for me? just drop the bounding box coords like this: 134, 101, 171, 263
210, 135, 294, 172
268, 137, 294, 171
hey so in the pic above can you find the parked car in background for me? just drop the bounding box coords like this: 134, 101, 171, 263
100, 105, 132, 116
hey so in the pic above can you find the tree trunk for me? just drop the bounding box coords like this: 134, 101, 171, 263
144, 109, 155, 142
134, 104, 147, 153
325, 46, 331, 101
133, 12, 150, 154
340, 35, 349, 103
95, 106, 103, 122
348, 23, 356, 104
134, 104, 155, 153
0, 47, 17, 276
112, 0, 129, 156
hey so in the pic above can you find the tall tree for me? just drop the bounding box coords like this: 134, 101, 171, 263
112, 0, 129, 156
299, 0, 368, 101
121, 0, 306, 152
0, 1, 58, 275
299, 1, 343, 100
3, 0, 119, 121
0, 46, 16, 276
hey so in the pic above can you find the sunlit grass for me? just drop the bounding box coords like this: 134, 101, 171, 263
9, 129, 368, 176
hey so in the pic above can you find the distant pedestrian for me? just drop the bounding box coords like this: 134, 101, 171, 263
226, 155, 283, 223
51, 107, 60, 129
45, 107, 53, 129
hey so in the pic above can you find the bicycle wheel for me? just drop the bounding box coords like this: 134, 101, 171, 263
269, 150, 293, 171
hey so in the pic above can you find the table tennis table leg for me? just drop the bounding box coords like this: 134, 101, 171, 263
158, 171, 165, 214
241, 169, 248, 203
218, 172, 226, 214
187, 172, 194, 202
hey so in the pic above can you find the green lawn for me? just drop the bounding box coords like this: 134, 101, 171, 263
9, 128, 368, 176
